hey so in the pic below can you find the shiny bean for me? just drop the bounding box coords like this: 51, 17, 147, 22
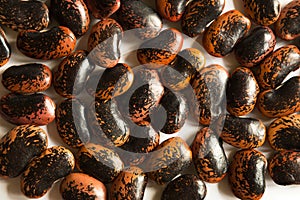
86, 0, 120, 19
0, 27, 10, 67
156, 0, 187, 22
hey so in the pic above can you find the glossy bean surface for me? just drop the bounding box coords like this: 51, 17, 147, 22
86, 0, 120, 19
156, 0, 187, 22
0, 27, 10, 67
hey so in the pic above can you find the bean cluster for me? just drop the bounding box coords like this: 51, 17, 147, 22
0, 0, 299, 200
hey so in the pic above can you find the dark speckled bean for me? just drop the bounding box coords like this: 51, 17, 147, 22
226, 67, 260, 116
268, 151, 300, 185
235, 26, 276, 67
192, 127, 228, 183
137, 28, 183, 68
17, 26, 76, 60
268, 114, 300, 151
76, 143, 124, 184
156, 0, 187, 22
275, 0, 300, 40
86, 0, 120, 19
51, 0, 90, 36
53, 50, 94, 98
60, 172, 106, 200
56, 98, 90, 148
0, 27, 10, 67
258, 76, 300, 118
0, 125, 47, 178
21, 146, 75, 198
161, 174, 207, 200
0, 93, 56, 125
2, 63, 52, 94
146, 137, 192, 185
242, 0, 281, 25
181, 0, 225, 37
203, 10, 251, 57
110, 166, 147, 200
257, 45, 300, 89
229, 149, 267, 200
220, 115, 266, 149
87, 18, 123, 68
0, 1, 49, 31
116, 0, 162, 39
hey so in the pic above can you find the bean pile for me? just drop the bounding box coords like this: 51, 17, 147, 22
0, 0, 299, 200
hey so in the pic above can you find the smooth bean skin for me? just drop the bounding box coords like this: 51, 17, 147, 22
235, 26, 276, 67
0, 27, 10, 67
229, 149, 267, 200
0, 125, 47, 178
268, 114, 300, 151
156, 0, 187, 22
257, 45, 300, 89
268, 151, 300, 185
242, 0, 281, 25
60, 173, 107, 200
203, 10, 251, 57
2, 63, 52, 94
21, 146, 75, 198
275, 0, 300, 40
181, 0, 225, 37
0, 93, 56, 125
86, 0, 120, 19
17, 26, 76, 60
192, 127, 228, 183
226, 67, 259, 116
257, 76, 300, 118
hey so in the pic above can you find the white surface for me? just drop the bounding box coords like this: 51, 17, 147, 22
0, 0, 299, 199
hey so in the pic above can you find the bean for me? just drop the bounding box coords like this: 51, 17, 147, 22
86, 0, 120, 19
0, 125, 47, 178
17, 26, 76, 60
21, 146, 75, 198
0, 93, 56, 125
156, 0, 187, 22
229, 149, 267, 200
2, 63, 52, 94
267, 114, 300, 151
235, 26, 276, 67
203, 10, 251, 57
192, 127, 228, 183
0, 27, 10, 67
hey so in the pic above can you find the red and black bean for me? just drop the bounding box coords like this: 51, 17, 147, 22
17, 26, 76, 60
60, 172, 107, 200
203, 10, 251, 57
161, 48, 206, 91
0, 125, 47, 178
146, 137, 192, 185
86, 0, 120, 19
235, 26, 276, 67
268, 151, 300, 185
181, 0, 225, 37
76, 143, 124, 184
0, 93, 56, 125
53, 50, 94, 98
51, 0, 90, 36
192, 127, 228, 183
110, 166, 147, 200
267, 114, 300, 151
161, 174, 207, 200
220, 115, 266, 149
2, 63, 52, 94
229, 149, 267, 200
242, 0, 281, 25
21, 146, 75, 198
0, 27, 10, 67
0, 0, 49, 31
226, 67, 260, 116
156, 0, 187, 22
55, 98, 90, 148
256, 45, 300, 89
137, 28, 183, 68
116, 0, 162, 39
191, 64, 229, 125
258, 76, 300, 118
275, 0, 300, 40
87, 18, 123, 68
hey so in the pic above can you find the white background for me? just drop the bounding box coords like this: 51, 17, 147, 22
0, 0, 299, 199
